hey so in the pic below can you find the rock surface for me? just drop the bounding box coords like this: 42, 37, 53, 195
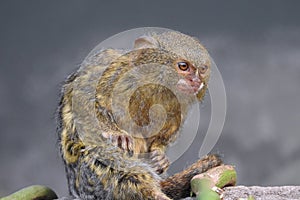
223, 186, 300, 200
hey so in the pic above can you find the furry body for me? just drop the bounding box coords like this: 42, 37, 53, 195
57, 31, 222, 200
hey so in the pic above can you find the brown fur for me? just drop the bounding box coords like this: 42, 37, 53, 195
57, 31, 221, 200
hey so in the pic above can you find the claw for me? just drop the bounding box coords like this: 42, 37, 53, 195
161, 158, 170, 170
150, 150, 160, 160
120, 135, 127, 150
102, 132, 134, 154
127, 137, 133, 152
149, 150, 170, 174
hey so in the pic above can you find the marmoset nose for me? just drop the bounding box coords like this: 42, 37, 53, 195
186, 74, 201, 85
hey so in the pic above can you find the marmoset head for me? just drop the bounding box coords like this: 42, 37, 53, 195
134, 31, 211, 101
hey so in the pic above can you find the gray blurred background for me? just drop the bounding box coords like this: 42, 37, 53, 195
1, 0, 300, 197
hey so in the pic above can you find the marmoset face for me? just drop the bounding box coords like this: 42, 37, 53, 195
175, 59, 210, 98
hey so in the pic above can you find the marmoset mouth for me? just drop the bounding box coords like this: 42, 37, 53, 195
176, 79, 204, 95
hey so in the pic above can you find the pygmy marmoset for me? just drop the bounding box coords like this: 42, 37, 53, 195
57, 30, 222, 200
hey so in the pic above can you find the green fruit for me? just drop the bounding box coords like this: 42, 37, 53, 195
197, 189, 221, 200
0, 185, 57, 200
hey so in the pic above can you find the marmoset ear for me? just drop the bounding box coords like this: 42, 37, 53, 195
134, 36, 159, 49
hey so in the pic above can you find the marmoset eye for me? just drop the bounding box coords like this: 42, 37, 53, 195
177, 62, 189, 71
199, 65, 208, 74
